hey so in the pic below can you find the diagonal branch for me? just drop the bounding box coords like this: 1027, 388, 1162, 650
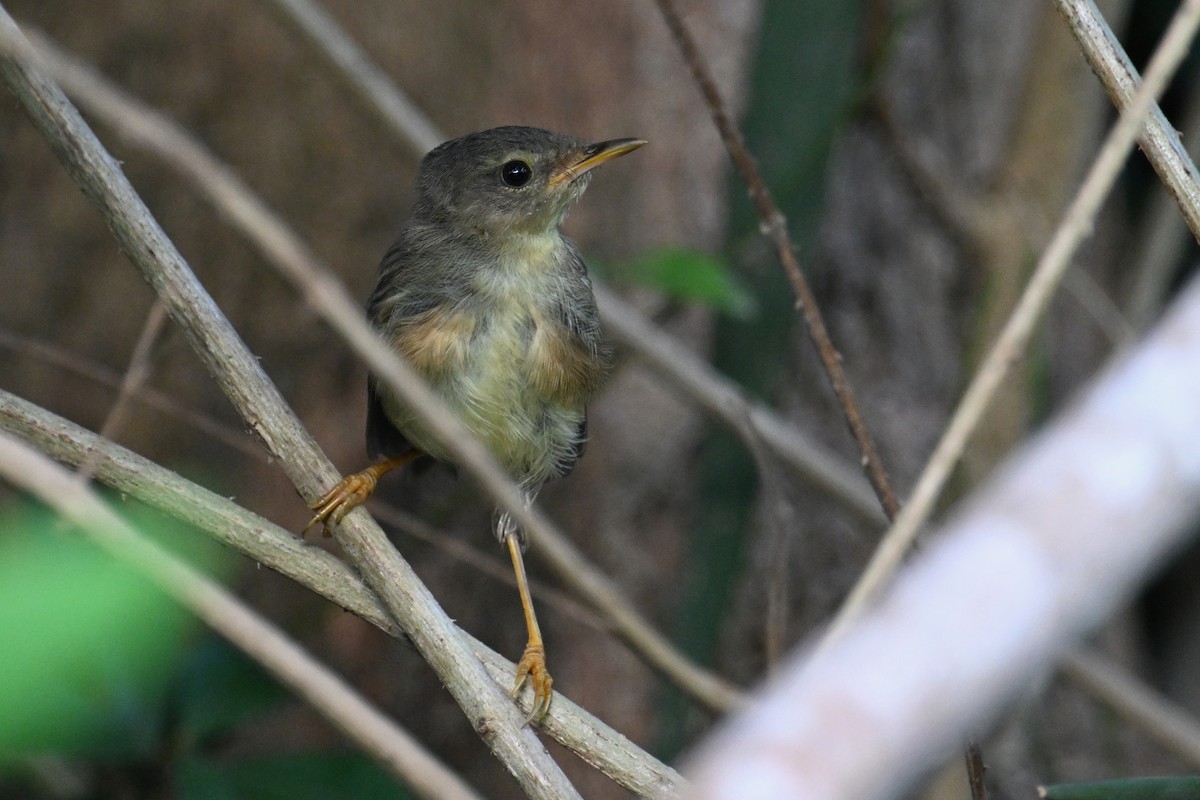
685, 271, 1200, 799
0, 10, 581, 799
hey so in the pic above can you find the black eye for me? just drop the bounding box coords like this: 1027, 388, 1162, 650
500, 160, 533, 187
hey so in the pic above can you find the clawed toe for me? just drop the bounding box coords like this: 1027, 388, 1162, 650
511, 642, 553, 725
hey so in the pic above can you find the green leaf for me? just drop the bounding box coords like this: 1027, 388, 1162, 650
617, 247, 758, 319
1039, 776, 1200, 800
177, 753, 419, 800
172, 636, 291, 748
0, 510, 190, 756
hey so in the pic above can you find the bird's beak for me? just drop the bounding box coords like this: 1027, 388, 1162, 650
548, 137, 647, 188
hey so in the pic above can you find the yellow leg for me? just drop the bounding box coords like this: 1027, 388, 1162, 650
506, 532, 553, 724
305, 452, 420, 535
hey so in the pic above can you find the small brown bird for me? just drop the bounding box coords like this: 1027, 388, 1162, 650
308, 126, 645, 721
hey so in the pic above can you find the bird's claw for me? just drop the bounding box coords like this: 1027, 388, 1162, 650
511, 642, 553, 725
304, 471, 378, 536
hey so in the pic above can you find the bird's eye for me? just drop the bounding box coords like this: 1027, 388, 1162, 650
500, 160, 533, 187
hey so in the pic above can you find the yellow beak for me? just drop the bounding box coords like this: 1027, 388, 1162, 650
548, 137, 647, 188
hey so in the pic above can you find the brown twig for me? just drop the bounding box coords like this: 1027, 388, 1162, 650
652, 0, 900, 521
0, 326, 264, 460
76, 299, 168, 483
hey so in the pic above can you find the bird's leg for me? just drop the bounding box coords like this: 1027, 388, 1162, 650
305, 451, 421, 535
502, 513, 553, 724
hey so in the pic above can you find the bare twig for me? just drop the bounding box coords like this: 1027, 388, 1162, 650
685, 272, 1200, 800
593, 285, 884, 525
825, 0, 1200, 644
4, 24, 742, 714
0, 388, 687, 800
1062, 648, 1200, 769
0, 326, 264, 460
0, 12, 581, 799
0, 433, 484, 800
261, 0, 441, 157
652, 0, 901, 521
1053, 0, 1200, 240
76, 299, 168, 483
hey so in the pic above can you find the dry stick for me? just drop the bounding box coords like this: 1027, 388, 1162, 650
0, 14, 582, 800
1062, 649, 1200, 769
260, 0, 884, 525
1054, 0, 1200, 238
260, 0, 441, 155
0, 389, 687, 800
0, 433, 484, 800
1053, 0, 1200, 329
825, 0, 1200, 644
76, 299, 168, 483
0, 327, 267, 461
9, 25, 742, 715
593, 285, 884, 525
652, 0, 900, 522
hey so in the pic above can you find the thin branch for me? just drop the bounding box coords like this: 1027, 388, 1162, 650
0, 326, 264, 461
1062, 648, 1200, 770
0, 12, 581, 799
1053, 0, 1200, 241
824, 0, 1200, 644
685, 272, 1200, 800
4, 24, 743, 714
261, 0, 441, 157
76, 299, 168, 483
0, 433, 484, 800
652, 0, 901, 521
593, 286, 884, 525
0, 388, 687, 800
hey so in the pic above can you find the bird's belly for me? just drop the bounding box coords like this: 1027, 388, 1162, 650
386, 306, 591, 487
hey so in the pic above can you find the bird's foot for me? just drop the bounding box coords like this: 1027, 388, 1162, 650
304, 470, 380, 536
511, 641, 553, 725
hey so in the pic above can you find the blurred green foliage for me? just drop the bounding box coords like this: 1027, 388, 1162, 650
606, 247, 757, 319
0, 506, 410, 798
0, 511, 190, 757
1039, 776, 1200, 800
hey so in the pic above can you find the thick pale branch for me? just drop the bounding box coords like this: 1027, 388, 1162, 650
685, 273, 1200, 799
0, 11, 580, 799
1053, 0, 1200, 240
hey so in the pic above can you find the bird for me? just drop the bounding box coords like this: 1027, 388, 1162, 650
306, 125, 646, 722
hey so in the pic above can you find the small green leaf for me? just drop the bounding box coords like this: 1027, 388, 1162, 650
177, 753, 418, 800
1039, 776, 1200, 800
0, 510, 190, 755
172, 636, 290, 747
617, 247, 758, 319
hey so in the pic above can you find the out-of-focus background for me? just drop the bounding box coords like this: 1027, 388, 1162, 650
2, 0, 1199, 798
